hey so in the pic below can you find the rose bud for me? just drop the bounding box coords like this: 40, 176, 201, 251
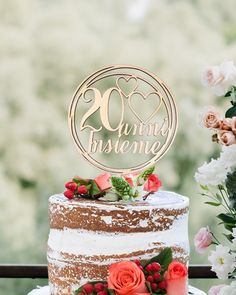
63, 190, 74, 199
144, 174, 162, 192
65, 181, 77, 191
77, 185, 88, 195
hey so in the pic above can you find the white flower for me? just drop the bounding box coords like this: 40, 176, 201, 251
208, 245, 236, 280
233, 228, 236, 246
195, 158, 229, 186
220, 145, 236, 170
208, 284, 226, 295
219, 281, 236, 295
202, 61, 236, 96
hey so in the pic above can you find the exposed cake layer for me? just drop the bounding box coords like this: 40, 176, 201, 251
47, 191, 189, 295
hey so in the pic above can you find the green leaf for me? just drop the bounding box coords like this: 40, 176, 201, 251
217, 213, 236, 224
200, 184, 208, 191
144, 248, 173, 271
215, 193, 223, 203
138, 166, 155, 182
204, 201, 221, 206
89, 180, 102, 196
225, 106, 236, 118
111, 176, 133, 200
73, 177, 90, 186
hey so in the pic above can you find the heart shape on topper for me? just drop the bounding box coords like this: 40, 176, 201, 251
128, 91, 163, 124
116, 76, 138, 97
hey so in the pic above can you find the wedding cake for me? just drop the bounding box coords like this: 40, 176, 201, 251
47, 191, 189, 294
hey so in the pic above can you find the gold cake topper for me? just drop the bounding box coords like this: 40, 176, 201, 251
69, 65, 178, 174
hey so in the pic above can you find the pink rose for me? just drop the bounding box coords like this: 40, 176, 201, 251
194, 227, 212, 253
219, 131, 236, 146
231, 117, 236, 135
144, 174, 162, 192
201, 109, 221, 129
201, 66, 222, 87
165, 261, 188, 295
208, 284, 226, 295
219, 118, 232, 131
108, 261, 149, 295
124, 175, 134, 187
94, 173, 111, 191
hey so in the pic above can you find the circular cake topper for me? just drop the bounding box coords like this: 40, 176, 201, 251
69, 65, 178, 174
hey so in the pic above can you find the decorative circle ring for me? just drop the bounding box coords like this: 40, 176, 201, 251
69, 65, 178, 174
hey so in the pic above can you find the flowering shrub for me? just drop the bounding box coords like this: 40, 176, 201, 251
195, 61, 236, 292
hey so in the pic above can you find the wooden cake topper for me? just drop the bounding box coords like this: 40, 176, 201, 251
68, 65, 178, 174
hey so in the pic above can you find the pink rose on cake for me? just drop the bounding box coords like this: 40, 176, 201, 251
194, 227, 213, 253
94, 173, 111, 191
144, 174, 162, 192
108, 261, 150, 295
219, 131, 236, 146
201, 108, 222, 129
165, 261, 188, 295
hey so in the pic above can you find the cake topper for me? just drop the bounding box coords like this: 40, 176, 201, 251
69, 65, 178, 174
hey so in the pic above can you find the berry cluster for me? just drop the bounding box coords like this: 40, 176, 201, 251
77, 282, 108, 295
134, 260, 166, 293
64, 181, 88, 199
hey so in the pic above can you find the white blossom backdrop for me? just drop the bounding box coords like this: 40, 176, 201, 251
1, 0, 236, 293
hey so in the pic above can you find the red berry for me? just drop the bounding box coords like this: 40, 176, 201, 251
94, 283, 104, 292
133, 259, 141, 266
65, 181, 77, 191
147, 275, 154, 283
153, 272, 161, 281
97, 292, 108, 295
151, 262, 161, 272
151, 283, 158, 291
146, 264, 153, 272
77, 185, 88, 194
158, 281, 167, 289
64, 190, 74, 199
82, 283, 94, 294
78, 293, 84, 295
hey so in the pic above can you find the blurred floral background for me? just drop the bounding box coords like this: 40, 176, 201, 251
1, 0, 236, 293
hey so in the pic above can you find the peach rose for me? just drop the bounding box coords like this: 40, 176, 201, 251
108, 261, 149, 295
94, 173, 111, 191
231, 117, 236, 135
219, 131, 236, 146
194, 227, 212, 253
165, 261, 188, 295
144, 174, 162, 192
201, 109, 221, 129
219, 118, 232, 131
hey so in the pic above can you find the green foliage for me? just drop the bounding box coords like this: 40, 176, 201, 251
143, 247, 173, 271
225, 106, 236, 118
225, 170, 236, 209
217, 213, 236, 232
137, 166, 155, 184
111, 176, 133, 200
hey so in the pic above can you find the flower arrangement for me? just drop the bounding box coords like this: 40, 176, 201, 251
195, 61, 236, 294
74, 248, 188, 295
63, 166, 162, 202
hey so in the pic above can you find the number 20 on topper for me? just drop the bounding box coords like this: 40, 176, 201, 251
69, 65, 178, 174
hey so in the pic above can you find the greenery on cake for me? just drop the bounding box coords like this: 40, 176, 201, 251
74, 248, 188, 295
63, 166, 161, 202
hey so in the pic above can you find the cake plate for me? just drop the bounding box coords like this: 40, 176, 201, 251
27, 285, 206, 295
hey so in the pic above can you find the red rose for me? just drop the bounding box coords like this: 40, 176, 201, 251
94, 173, 111, 191
108, 261, 150, 295
144, 174, 161, 192
165, 261, 188, 295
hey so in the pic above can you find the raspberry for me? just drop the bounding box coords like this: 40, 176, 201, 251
77, 185, 88, 194
65, 181, 77, 191
82, 283, 94, 294
146, 275, 154, 283
151, 262, 161, 272
153, 272, 161, 281
146, 264, 153, 272
63, 190, 74, 199
151, 283, 158, 291
158, 281, 167, 289
94, 283, 104, 292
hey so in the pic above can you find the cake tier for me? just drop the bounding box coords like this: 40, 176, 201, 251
47, 191, 189, 295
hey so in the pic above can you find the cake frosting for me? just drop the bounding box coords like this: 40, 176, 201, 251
47, 191, 189, 295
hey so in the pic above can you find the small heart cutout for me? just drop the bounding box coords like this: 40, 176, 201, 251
116, 76, 138, 97
128, 91, 162, 124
